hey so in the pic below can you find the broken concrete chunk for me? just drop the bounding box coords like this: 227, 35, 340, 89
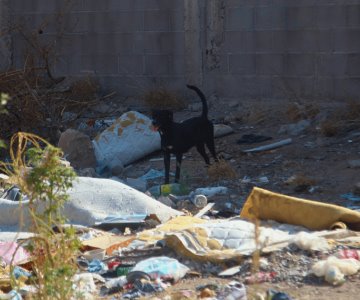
348, 159, 360, 169
214, 124, 234, 138
278, 120, 311, 136
58, 129, 97, 169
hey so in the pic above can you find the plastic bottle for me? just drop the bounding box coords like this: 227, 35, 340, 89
160, 183, 188, 196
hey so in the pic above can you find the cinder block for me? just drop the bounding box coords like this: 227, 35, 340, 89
255, 6, 286, 30
314, 77, 335, 99
318, 54, 347, 76
169, 55, 186, 75
226, 7, 254, 31
256, 54, 284, 75
273, 29, 331, 53
82, 0, 112, 11
346, 5, 360, 27
271, 76, 315, 99
118, 55, 144, 75
346, 54, 360, 76
334, 29, 360, 52
286, 6, 316, 29
316, 30, 333, 52
144, 10, 170, 31
143, 32, 185, 54
10, 0, 56, 13
54, 54, 82, 75
139, 0, 183, 10
209, 74, 272, 98
226, 0, 258, 8
56, 33, 84, 56
228, 54, 256, 75
82, 33, 136, 55
101, 11, 144, 33
170, 10, 184, 31
81, 54, 118, 75
285, 54, 315, 76
223, 31, 254, 53
333, 78, 360, 99
82, 0, 134, 11
255, 30, 273, 52
144, 54, 169, 75
281, 30, 332, 52
316, 5, 347, 29
72, 11, 144, 33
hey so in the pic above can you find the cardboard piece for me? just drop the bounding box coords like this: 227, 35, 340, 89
82, 233, 135, 255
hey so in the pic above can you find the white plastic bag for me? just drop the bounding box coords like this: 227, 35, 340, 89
293, 232, 330, 251
312, 256, 360, 285
130, 256, 189, 282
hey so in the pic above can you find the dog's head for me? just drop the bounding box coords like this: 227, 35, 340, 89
151, 110, 173, 131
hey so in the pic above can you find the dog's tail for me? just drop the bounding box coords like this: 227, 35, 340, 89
186, 84, 208, 118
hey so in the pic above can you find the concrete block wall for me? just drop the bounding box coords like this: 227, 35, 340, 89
2, 0, 360, 100
210, 0, 360, 100
6, 0, 186, 96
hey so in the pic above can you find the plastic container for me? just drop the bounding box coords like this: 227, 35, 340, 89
190, 194, 208, 208
160, 183, 188, 196
116, 265, 133, 276
148, 183, 189, 197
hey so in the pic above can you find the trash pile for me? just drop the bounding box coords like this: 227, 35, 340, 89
2, 176, 360, 299
1, 111, 360, 299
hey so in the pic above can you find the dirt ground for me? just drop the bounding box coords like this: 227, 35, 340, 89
114, 97, 360, 300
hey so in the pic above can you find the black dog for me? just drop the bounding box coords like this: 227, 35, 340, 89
152, 85, 218, 184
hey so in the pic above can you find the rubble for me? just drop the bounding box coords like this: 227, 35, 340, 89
58, 128, 97, 169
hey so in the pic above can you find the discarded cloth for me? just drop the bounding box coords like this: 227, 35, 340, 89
138, 215, 359, 263
241, 187, 360, 231
0, 242, 30, 265
0, 177, 181, 228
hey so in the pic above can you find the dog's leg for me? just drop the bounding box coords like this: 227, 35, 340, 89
196, 143, 210, 165
175, 153, 182, 183
164, 151, 171, 184
206, 139, 218, 162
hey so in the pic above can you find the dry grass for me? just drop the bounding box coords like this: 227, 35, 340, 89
207, 159, 237, 181
320, 100, 360, 137
143, 87, 186, 110
286, 102, 320, 122
285, 173, 316, 192
70, 77, 99, 101
0, 66, 102, 144
242, 105, 267, 124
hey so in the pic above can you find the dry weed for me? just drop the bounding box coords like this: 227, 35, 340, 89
286, 102, 320, 122
285, 174, 316, 192
207, 159, 237, 181
243, 106, 267, 124
320, 100, 360, 137
143, 87, 186, 110
70, 77, 99, 101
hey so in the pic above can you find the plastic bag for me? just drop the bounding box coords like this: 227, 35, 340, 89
312, 256, 360, 285
293, 231, 330, 251
130, 256, 189, 282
